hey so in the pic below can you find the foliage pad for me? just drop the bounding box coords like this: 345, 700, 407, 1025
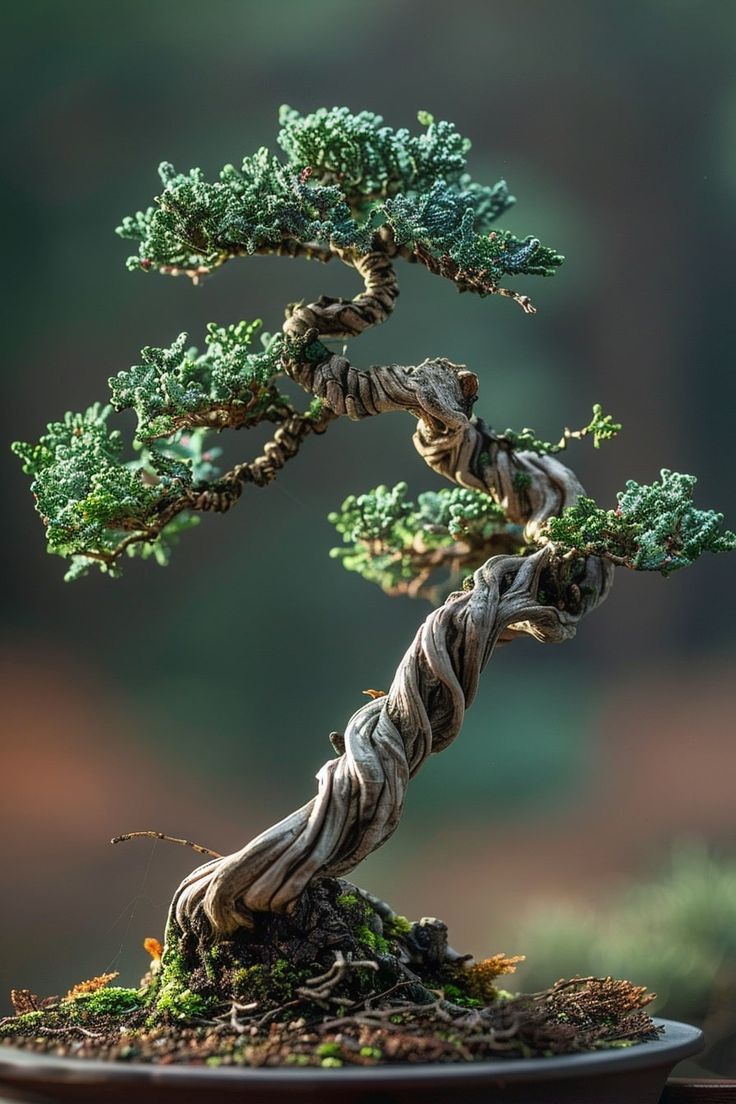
109, 321, 285, 443
329, 482, 521, 595
13, 107, 733, 588
118, 106, 562, 287
13, 405, 186, 579
548, 469, 736, 573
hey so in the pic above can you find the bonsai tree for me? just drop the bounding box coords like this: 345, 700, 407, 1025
5, 106, 734, 1066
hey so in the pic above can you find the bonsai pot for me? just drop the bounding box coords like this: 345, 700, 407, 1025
0, 1018, 703, 1104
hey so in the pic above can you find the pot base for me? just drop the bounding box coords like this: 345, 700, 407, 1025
0, 1018, 703, 1104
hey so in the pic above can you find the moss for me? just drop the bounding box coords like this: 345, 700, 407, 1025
306, 396, 326, 420
231, 957, 307, 1005
65, 987, 143, 1019
359, 1045, 383, 1059
316, 1041, 341, 1058
149, 940, 210, 1021
155, 986, 208, 1020
203, 949, 218, 984
2, 989, 145, 1038
0, 1011, 43, 1035
355, 925, 391, 955
286, 1053, 311, 1066
442, 983, 481, 1008
232, 964, 268, 1002
385, 913, 411, 936
272, 958, 299, 987
336, 892, 361, 909
335, 890, 393, 954
321, 1056, 343, 1068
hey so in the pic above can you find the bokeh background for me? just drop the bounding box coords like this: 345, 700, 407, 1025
2, 0, 735, 1076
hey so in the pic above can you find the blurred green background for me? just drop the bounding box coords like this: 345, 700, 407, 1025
2, 0, 735, 1076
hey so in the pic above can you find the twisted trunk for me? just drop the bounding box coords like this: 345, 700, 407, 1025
173, 547, 607, 936
169, 236, 614, 939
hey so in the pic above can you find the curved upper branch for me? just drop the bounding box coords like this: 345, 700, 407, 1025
282, 247, 400, 342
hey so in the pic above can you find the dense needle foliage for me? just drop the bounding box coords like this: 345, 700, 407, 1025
12, 105, 734, 587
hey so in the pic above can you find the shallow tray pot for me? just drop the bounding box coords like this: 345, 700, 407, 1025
0, 1018, 703, 1104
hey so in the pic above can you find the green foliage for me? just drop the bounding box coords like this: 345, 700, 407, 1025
384, 180, 562, 285
618, 472, 736, 571
548, 469, 736, 574
118, 149, 373, 273
584, 403, 622, 448
329, 482, 518, 594
18, 106, 732, 598
119, 105, 560, 296
501, 403, 622, 455
278, 105, 513, 221
11, 404, 194, 580
548, 496, 637, 563
109, 321, 285, 442
12, 317, 302, 579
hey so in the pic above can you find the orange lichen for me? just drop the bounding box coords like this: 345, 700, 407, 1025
65, 971, 119, 1000
362, 688, 386, 699
465, 953, 526, 1002
144, 937, 163, 961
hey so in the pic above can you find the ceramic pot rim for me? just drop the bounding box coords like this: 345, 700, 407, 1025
0, 1019, 704, 1089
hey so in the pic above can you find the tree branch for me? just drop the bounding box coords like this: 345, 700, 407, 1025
80, 407, 333, 571
171, 339, 613, 937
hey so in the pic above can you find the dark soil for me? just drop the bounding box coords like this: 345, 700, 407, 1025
0, 878, 660, 1068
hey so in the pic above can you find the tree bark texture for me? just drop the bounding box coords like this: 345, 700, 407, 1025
170, 240, 613, 938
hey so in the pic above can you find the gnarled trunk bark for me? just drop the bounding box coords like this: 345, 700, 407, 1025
170, 235, 613, 939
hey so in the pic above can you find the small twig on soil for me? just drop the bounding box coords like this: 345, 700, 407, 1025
38, 1025, 107, 1040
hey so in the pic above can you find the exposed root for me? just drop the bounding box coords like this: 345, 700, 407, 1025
295, 951, 378, 1006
